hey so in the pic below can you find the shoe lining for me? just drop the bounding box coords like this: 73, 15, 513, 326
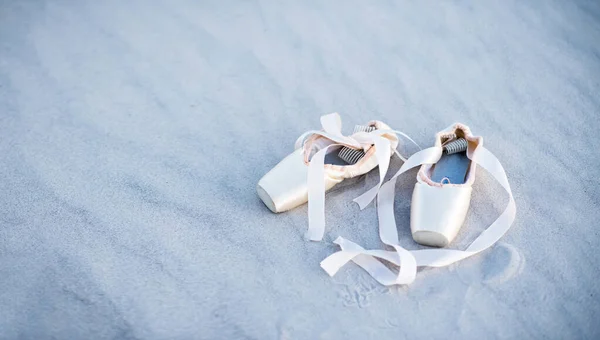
430, 152, 471, 184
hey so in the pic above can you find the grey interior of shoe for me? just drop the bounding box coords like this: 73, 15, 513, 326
431, 151, 471, 184
324, 152, 349, 165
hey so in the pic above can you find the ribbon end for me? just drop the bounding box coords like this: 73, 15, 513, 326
304, 229, 323, 242
352, 197, 371, 210
353, 184, 379, 210
320, 253, 346, 276
332, 236, 345, 245
320, 261, 338, 277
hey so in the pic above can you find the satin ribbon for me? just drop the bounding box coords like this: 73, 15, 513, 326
324, 146, 443, 284
320, 146, 516, 285
298, 113, 417, 242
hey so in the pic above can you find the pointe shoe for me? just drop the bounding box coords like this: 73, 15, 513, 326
321, 122, 516, 286
411, 123, 482, 247
256, 112, 408, 241
257, 113, 398, 213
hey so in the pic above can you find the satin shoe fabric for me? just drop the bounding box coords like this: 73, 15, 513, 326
411, 123, 482, 247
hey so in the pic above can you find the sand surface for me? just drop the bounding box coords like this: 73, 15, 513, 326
1, 0, 599, 338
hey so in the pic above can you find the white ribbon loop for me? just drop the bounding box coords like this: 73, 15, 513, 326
377, 147, 443, 244
306, 144, 338, 241
321, 146, 516, 286
353, 138, 430, 210
320, 237, 416, 285
365, 146, 443, 283
301, 113, 411, 242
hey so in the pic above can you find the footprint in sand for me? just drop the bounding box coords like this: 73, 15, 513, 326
456, 242, 525, 286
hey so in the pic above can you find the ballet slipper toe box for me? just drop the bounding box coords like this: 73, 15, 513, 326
257, 149, 342, 213
410, 183, 472, 247
257, 149, 310, 213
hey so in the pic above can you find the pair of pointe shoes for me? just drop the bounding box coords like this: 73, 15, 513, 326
257, 113, 482, 248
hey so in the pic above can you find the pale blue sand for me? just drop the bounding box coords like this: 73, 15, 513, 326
1, 0, 599, 339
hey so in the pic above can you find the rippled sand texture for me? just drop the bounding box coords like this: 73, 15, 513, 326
1, 0, 599, 338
